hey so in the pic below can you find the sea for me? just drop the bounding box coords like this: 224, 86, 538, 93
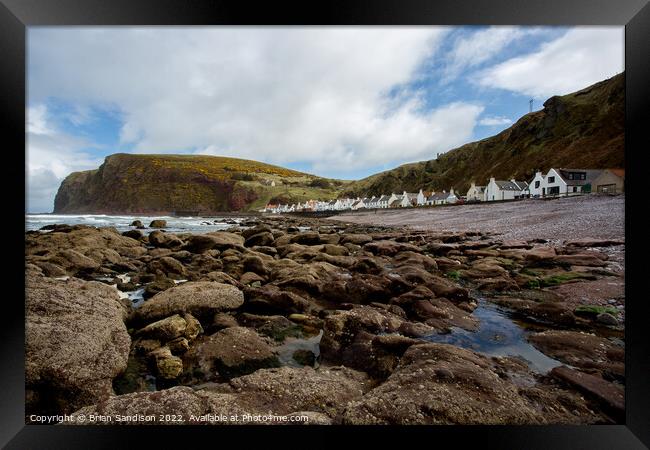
25, 214, 249, 234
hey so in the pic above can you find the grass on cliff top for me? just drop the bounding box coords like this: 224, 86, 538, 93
243, 183, 342, 210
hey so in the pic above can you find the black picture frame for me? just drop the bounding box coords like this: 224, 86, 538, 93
3, 0, 648, 447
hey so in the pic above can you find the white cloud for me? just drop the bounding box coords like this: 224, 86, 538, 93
475, 27, 624, 98
478, 115, 512, 126
28, 27, 485, 176
27, 104, 54, 135
26, 104, 103, 212
442, 27, 533, 81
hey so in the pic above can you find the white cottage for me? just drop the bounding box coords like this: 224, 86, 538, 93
377, 195, 391, 208
417, 189, 427, 206
484, 178, 528, 201
403, 191, 418, 207
446, 187, 458, 204
466, 182, 486, 201
529, 171, 546, 197
542, 168, 603, 196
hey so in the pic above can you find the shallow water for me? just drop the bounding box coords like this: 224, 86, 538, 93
25, 214, 248, 235
422, 300, 563, 373
276, 330, 323, 368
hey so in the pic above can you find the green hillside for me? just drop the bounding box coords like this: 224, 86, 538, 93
344, 73, 624, 197
54, 153, 348, 214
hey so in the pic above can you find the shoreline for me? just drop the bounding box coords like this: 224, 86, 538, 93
24, 205, 625, 425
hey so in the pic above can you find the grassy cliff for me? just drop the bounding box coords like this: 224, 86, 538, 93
343, 73, 624, 197
54, 154, 347, 214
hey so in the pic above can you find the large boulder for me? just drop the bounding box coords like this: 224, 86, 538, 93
25, 226, 146, 272
192, 326, 280, 379
135, 313, 203, 342
528, 330, 624, 379
340, 234, 373, 246
244, 231, 275, 247
26, 273, 131, 415
243, 284, 312, 314
341, 343, 588, 424
212, 366, 369, 418
147, 256, 187, 279
363, 240, 421, 257
135, 281, 244, 324
148, 230, 184, 249
550, 366, 624, 420
149, 220, 167, 228
184, 232, 245, 253
69, 386, 210, 424
69, 366, 369, 424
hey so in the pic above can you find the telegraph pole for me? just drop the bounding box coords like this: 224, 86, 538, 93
529, 99, 533, 113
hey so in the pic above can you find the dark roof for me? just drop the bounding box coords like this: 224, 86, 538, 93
378, 195, 391, 202
556, 169, 604, 186
494, 180, 528, 191
428, 192, 448, 201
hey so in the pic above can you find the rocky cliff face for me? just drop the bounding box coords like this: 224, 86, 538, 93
344, 73, 624, 197
54, 154, 343, 214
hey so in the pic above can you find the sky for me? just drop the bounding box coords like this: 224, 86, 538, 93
26, 26, 624, 213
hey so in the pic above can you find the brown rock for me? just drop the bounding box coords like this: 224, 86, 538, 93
136, 281, 244, 324
363, 240, 421, 257
551, 366, 624, 419
194, 326, 280, 378
149, 220, 167, 228
342, 343, 557, 424
340, 234, 373, 245
26, 274, 131, 415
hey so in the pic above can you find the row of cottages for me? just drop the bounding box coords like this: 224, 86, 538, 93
464, 168, 625, 202
529, 168, 625, 197
263, 188, 460, 213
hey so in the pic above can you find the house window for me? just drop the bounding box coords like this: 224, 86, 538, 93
581, 173, 586, 180
534, 181, 540, 188
548, 176, 555, 183
568, 173, 573, 180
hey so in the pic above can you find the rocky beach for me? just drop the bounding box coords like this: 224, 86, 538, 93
25, 196, 625, 425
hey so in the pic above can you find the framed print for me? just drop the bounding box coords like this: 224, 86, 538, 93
2, 0, 649, 447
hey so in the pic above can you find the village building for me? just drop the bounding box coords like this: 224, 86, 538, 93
484, 178, 529, 201
445, 187, 459, 204
529, 171, 546, 197
377, 195, 391, 208
417, 189, 427, 206
591, 168, 625, 193
541, 168, 602, 196
349, 198, 361, 210
389, 194, 404, 208
427, 191, 446, 205
466, 182, 486, 201
403, 191, 418, 207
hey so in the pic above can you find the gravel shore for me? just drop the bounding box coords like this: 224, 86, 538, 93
334, 194, 625, 245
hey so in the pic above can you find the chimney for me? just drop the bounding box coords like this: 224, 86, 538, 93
510, 178, 516, 183
450, 187, 454, 195
490, 177, 495, 184
470, 182, 475, 188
